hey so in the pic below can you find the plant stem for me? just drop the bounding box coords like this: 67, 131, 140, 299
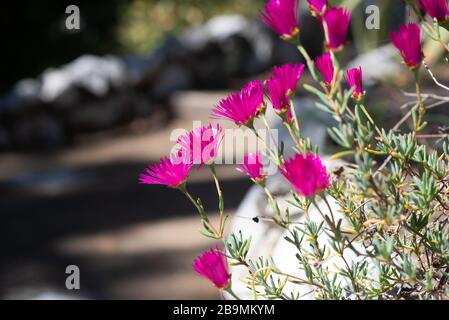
297, 44, 318, 81
210, 164, 225, 237
262, 186, 286, 227
414, 70, 426, 132
251, 126, 280, 165
261, 114, 281, 156
179, 184, 220, 237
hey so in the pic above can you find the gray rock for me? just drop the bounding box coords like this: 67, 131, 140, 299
14, 78, 41, 102
126, 37, 188, 85
40, 54, 127, 102
0, 79, 42, 114
67, 93, 129, 131
12, 113, 66, 148
150, 64, 194, 98
182, 15, 250, 51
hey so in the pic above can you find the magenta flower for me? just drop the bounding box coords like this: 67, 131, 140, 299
261, 0, 300, 40
323, 7, 351, 51
139, 155, 193, 188
280, 153, 330, 197
177, 124, 223, 168
307, 0, 328, 15
265, 63, 304, 115
346, 67, 364, 101
315, 52, 334, 85
265, 76, 291, 115
272, 63, 305, 95
391, 23, 424, 70
237, 153, 266, 183
212, 80, 265, 126
418, 0, 449, 23
193, 247, 230, 289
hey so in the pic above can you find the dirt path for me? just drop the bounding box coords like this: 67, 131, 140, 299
0, 115, 252, 299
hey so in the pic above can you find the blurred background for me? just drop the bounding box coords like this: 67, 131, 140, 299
0, 0, 448, 299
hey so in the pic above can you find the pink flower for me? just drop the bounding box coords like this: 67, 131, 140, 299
177, 124, 223, 168
211, 80, 265, 126
391, 23, 424, 70
272, 63, 305, 95
261, 0, 300, 40
280, 153, 330, 197
346, 67, 364, 101
265, 76, 291, 115
193, 247, 230, 289
139, 155, 193, 188
307, 0, 328, 15
237, 153, 266, 183
265, 64, 304, 116
418, 0, 449, 23
315, 52, 334, 85
323, 7, 351, 51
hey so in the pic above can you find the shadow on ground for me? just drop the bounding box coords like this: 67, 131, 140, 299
0, 160, 252, 299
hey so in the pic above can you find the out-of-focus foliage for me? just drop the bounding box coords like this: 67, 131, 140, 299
116, 0, 265, 53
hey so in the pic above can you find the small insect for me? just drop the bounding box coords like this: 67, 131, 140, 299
235, 215, 303, 225
333, 166, 345, 177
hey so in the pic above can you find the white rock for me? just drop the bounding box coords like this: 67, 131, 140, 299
40, 54, 126, 102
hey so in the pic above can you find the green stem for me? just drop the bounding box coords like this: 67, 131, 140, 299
251, 126, 280, 166
321, 195, 336, 225
179, 184, 220, 238
261, 114, 281, 157
297, 44, 318, 81
179, 184, 207, 220
285, 120, 303, 152
288, 99, 303, 146
414, 70, 426, 132
263, 186, 283, 224
210, 164, 226, 236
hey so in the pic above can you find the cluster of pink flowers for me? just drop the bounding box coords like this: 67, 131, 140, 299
315, 53, 364, 99
139, 0, 432, 291
139, 124, 223, 189
212, 63, 304, 126
262, 0, 351, 52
